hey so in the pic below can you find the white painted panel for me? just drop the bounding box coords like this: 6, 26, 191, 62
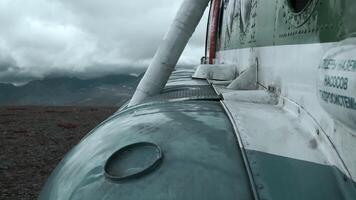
223, 100, 350, 177
217, 42, 356, 180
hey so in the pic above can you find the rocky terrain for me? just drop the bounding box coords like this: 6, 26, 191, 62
0, 72, 141, 199
0, 106, 118, 199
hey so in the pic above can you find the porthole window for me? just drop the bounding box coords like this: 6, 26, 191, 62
289, 0, 310, 13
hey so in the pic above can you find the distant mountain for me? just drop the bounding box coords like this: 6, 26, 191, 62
0, 74, 143, 106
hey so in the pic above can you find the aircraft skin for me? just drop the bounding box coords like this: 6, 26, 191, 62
40, 0, 356, 199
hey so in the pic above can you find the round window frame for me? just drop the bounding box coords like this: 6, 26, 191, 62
284, 0, 320, 27
287, 0, 312, 14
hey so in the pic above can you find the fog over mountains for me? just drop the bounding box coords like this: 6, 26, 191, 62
0, 0, 208, 107
0, 0, 207, 83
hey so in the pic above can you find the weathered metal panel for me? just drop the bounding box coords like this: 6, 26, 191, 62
39, 101, 254, 200
144, 85, 221, 103
248, 150, 356, 200
218, 0, 356, 50
222, 100, 356, 199
218, 41, 356, 181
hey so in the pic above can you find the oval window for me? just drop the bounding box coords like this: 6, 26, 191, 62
289, 0, 310, 13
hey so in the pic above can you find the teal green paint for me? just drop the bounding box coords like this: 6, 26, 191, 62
218, 0, 356, 50
40, 98, 356, 200
246, 150, 356, 200
40, 101, 254, 200
39, 68, 356, 199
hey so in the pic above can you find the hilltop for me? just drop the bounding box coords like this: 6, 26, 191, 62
0, 74, 143, 106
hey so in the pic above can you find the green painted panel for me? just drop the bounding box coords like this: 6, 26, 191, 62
246, 150, 356, 200
218, 0, 356, 50
39, 101, 254, 200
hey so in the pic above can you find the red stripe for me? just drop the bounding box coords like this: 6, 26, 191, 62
209, 0, 221, 64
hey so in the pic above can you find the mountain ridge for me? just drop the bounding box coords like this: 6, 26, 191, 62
0, 74, 143, 106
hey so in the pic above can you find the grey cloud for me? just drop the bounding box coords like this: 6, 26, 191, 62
0, 54, 38, 84
0, 0, 208, 83
0, 54, 18, 72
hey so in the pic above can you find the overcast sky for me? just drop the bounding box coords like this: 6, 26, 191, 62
0, 0, 208, 84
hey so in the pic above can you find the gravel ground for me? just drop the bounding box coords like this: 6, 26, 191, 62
0, 106, 117, 200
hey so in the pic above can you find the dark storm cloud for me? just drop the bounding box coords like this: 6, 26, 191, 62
0, 55, 18, 72
0, 0, 208, 83
0, 53, 39, 84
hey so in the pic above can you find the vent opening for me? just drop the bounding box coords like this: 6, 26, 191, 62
289, 0, 310, 13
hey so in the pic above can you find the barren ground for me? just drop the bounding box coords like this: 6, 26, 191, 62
0, 106, 117, 200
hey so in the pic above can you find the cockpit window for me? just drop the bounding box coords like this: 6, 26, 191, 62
289, 0, 310, 13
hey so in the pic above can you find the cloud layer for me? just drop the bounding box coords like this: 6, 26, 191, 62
0, 0, 208, 83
